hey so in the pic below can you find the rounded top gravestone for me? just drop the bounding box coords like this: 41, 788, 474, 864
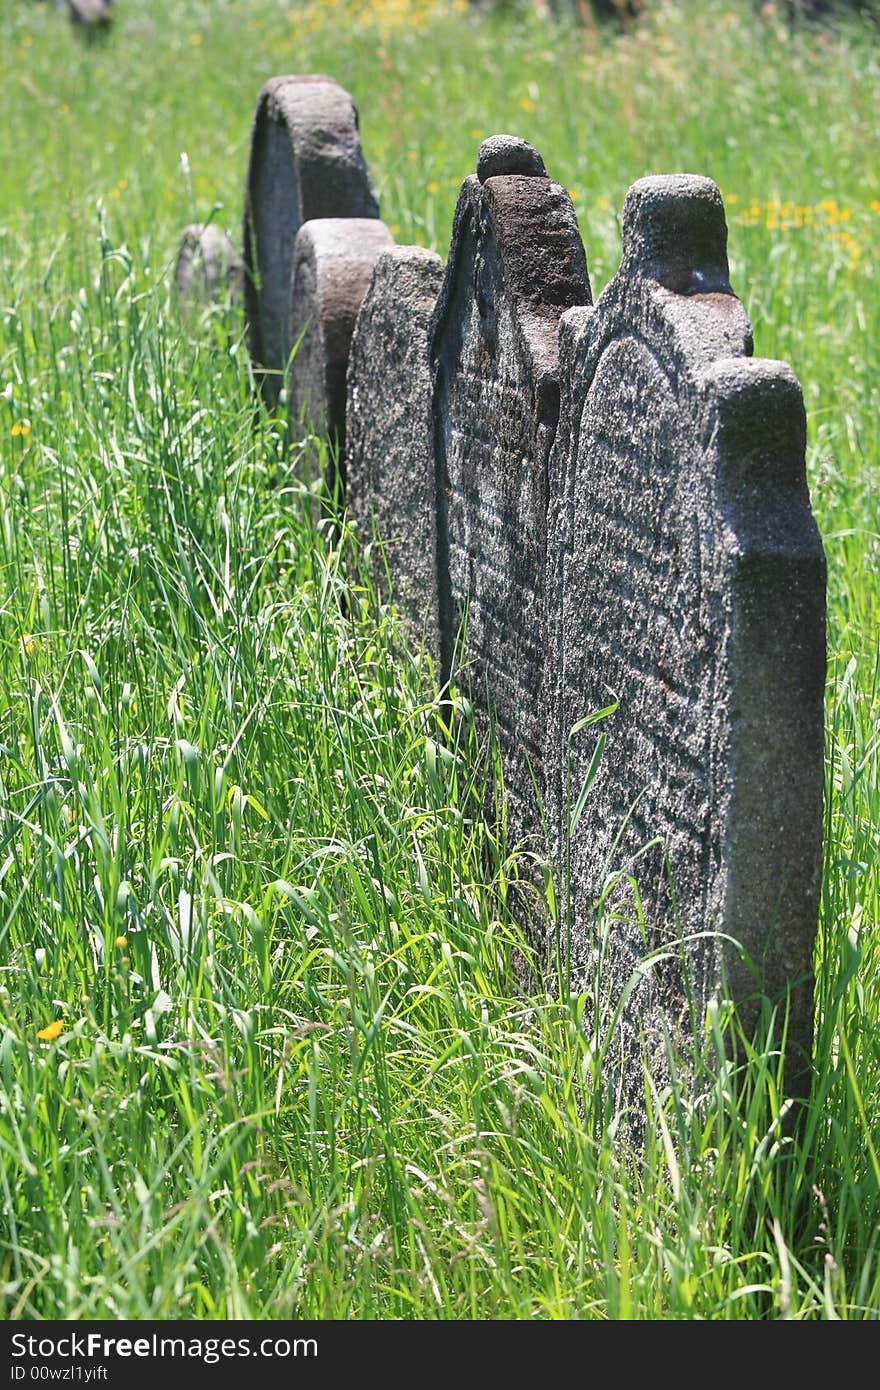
242, 75, 380, 403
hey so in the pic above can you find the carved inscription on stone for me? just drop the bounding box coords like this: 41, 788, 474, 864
346, 246, 445, 657
430, 138, 591, 866
546, 176, 825, 1109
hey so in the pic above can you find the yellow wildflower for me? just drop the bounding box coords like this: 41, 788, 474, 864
190, 33, 203, 46
37, 1020, 64, 1042
115, 934, 128, 948
518, 96, 536, 114
21, 634, 35, 657
426, 181, 440, 194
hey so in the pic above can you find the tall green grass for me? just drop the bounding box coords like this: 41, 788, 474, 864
0, 0, 877, 1318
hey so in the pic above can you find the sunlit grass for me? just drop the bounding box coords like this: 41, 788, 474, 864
0, 0, 877, 1319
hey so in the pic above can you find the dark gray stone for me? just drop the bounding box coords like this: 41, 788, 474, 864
477, 135, 547, 184
545, 174, 825, 1112
346, 246, 445, 656
242, 76, 380, 403
175, 225, 243, 309
288, 218, 394, 479
430, 141, 591, 868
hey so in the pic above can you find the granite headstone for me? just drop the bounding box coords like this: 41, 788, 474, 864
545, 175, 825, 1108
429, 136, 591, 863
288, 217, 394, 482
242, 76, 379, 403
346, 245, 445, 655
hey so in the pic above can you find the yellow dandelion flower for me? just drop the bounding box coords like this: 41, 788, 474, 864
568, 189, 579, 202
518, 96, 536, 114
37, 1019, 64, 1042
725, 193, 739, 206
426, 181, 440, 194
190, 33, 203, 46
115, 934, 128, 948
871, 200, 880, 216
470, 128, 482, 140
390, 223, 401, 236
598, 195, 611, 212
21, 634, 35, 657
11, 423, 21, 437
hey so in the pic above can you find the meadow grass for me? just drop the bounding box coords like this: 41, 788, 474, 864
0, 0, 877, 1318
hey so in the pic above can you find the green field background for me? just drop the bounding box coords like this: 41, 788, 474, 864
0, 0, 877, 1318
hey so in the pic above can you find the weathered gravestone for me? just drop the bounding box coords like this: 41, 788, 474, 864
243, 76, 380, 402
430, 135, 591, 865
67, 0, 112, 31
545, 175, 825, 1108
346, 246, 445, 655
175, 224, 244, 310
288, 218, 394, 483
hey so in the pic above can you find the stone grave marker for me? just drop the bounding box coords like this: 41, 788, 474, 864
243, 76, 379, 402
175, 224, 244, 310
429, 135, 591, 865
545, 175, 825, 1107
288, 218, 394, 486
346, 245, 445, 656
67, 0, 112, 30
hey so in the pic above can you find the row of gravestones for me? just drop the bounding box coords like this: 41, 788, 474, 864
177, 75, 826, 1118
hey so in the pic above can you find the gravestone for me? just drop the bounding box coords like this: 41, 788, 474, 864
545, 175, 825, 1110
175, 225, 244, 309
288, 218, 394, 481
346, 245, 445, 655
67, 0, 112, 30
429, 136, 591, 869
243, 76, 380, 403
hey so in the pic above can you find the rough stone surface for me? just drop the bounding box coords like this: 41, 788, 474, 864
175, 225, 244, 309
346, 246, 445, 656
430, 140, 591, 866
545, 175, 826, 1114
288, 218, 394, 479
477, 135, 547, 184
242, 76, 379, 402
